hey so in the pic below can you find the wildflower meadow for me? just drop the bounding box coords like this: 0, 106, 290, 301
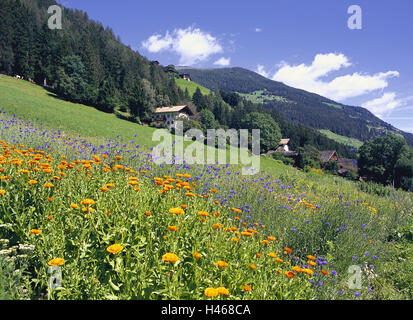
0, 107, 412, 300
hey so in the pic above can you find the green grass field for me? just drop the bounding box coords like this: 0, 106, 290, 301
319, 129, 364, 149
0, 75, 412, 300
175, 78, 211, 98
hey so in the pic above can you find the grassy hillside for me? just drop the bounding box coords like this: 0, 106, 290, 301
319, 130, 363, 149
175, 78, 212, 97
0, 75, 412, 300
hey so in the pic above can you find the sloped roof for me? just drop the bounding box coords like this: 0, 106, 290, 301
320, 150, 338, 163
279, 138, 290, 145
154, 105, 193, 115
338, 158, 358, 169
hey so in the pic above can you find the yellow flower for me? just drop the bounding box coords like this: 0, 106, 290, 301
0, 190, 6, 195
198, 211, 209, 217
70, 203, 79, 209
81, 199, 95, 206
43, 182, 54, 188
204, 287, 219, 297
268, 252, 277, 258
48, 258, 65, 266
28, 180, 38, 185
106, 244, 124, 254
217, 287, 229, 295
169, 207, 184, 215
162, 253, 179, 263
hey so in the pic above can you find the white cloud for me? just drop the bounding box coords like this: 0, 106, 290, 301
142, 27, 223, 66
263, 53, 399, 101
256, 64, 269, 78
213, 57, 231, 66
362, 92, 402, 117
255, 28, 262, 33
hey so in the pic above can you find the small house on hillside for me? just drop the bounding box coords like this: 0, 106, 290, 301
277, 138, 292, 152
320, 150, 339, 164
153, 105, 194, 129
180, 73, 191, 81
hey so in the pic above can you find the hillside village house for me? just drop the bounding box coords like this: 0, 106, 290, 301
277, 138, 292, 152
179, 73, 191, 81
153, 105, 193, 129
319, 150, 339, 164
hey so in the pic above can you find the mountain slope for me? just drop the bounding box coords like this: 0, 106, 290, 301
177, 67, 413, 148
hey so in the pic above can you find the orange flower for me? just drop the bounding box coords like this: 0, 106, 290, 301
268, 252, 277, 258
168, 225, 178, 232
243, 285, 252, 292
28, 180, 38, 185
106, 244, 124, 254
233, 237, 239, 242
81, 199, 95, 206
215, 260, 228, 268
306, 255, 316, 260
217, 287, 229, 296
275, 258, 284, 263
169, 207, 184, 215
30, 229, 42, 235
307, 261, 317, 266
285, 271, 295, 278
162, 253, 179, 263
43, 182, 54, 188
0, 190, 6, 195
198, 211, 209, 217
204, 288, 218, 297
249, 264, 257, 270
48, 258, 64, 266
284, 247, 292, 254
99, 187, 109, 192
145, 211, 151, 216
321, 270, 328, 275
256, 253, 262, 258
193, 252, 202, 259
213, 224, 220, 229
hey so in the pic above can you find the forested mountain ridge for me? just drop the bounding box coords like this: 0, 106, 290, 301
0, 0, 186, 122
177, 67, 413, 148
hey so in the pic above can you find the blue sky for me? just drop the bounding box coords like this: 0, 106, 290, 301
58, 0, 413, 133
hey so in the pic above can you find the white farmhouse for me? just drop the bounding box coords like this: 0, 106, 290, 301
153, 105, 194, 129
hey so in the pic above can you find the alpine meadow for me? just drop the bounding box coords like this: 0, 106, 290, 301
0, 0, 412, 302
